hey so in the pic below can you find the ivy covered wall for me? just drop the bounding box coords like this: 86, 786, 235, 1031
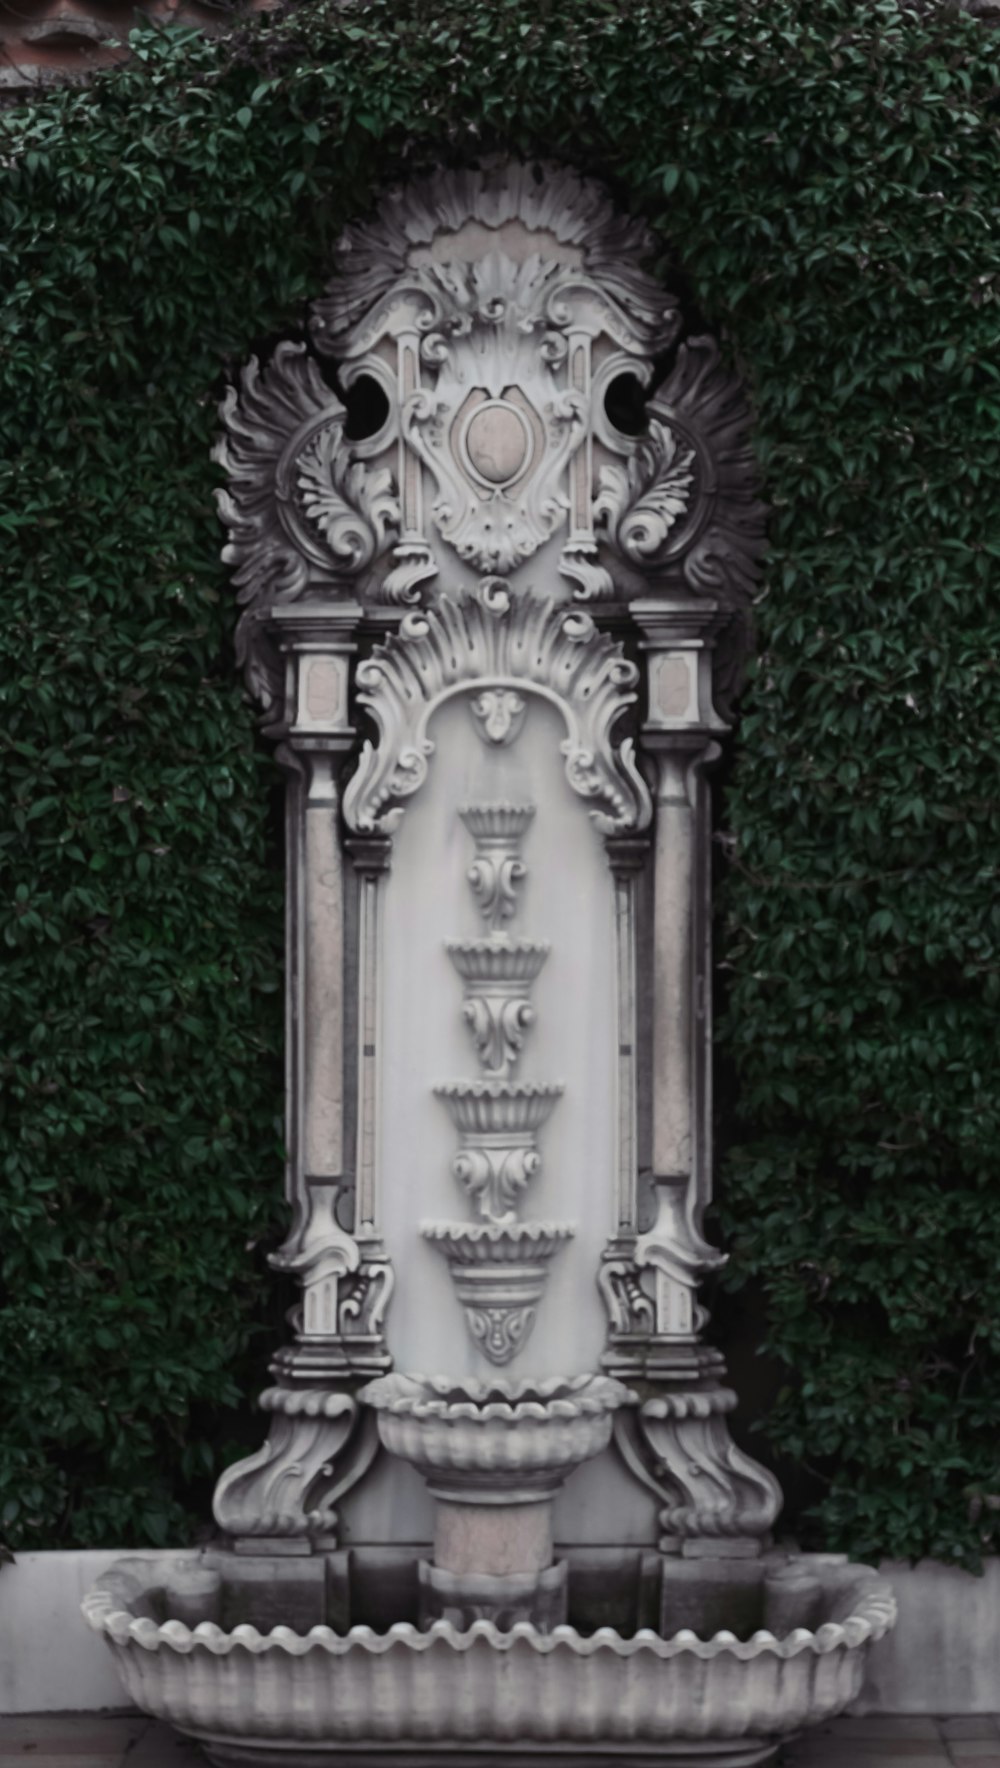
1, 0, 998, 1563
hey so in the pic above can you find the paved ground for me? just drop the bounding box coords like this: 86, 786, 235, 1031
1, 1714, 1000, 1766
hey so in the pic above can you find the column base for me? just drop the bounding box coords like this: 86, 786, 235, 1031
418, 1558, 568, 1631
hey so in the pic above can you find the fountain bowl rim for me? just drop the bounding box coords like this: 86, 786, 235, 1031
357, 1369, 635, 1422
82, 1558, 896, 1663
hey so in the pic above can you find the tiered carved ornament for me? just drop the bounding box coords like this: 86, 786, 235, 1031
422, 804, 573, 1365
211, 157, 774, 1559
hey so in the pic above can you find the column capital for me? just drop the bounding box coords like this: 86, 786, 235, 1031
603, 832, 650, 877
269, 601, 362, 746
345, 833, 393, 877
631, 598, 730, 741
630, 596, 729, 649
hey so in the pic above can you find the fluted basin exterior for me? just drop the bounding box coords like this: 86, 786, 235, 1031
459, 802, 535, 841
446, 938, 550, 983
420, 1219, 574, 1264
83, 1555, 896, 1765
434, 1079, 563, 1134
359, 1371, 630, 1493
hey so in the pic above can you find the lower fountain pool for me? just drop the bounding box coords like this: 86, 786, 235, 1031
82, 1549, 895, 1768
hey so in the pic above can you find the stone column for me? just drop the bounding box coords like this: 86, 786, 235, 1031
598, 836, 655, 1353
212, 603, 383, 1553
608, 599, 781, 1566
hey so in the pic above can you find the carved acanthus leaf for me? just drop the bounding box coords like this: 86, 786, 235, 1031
467, 853, 526, 930
213, 341, 401, 712
342, 591, 652, 835
594, 419, 696, 565
461, 993, 535, 1076
297, 425, 399, 570
452, 1143, 543, 1223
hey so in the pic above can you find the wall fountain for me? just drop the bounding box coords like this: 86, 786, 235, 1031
83, 159, 895, 1765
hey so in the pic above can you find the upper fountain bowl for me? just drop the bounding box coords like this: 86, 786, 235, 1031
359, 1370, 633, 1500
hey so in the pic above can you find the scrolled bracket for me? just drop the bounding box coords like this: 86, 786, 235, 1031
211, 1389, 379, 1546
614, 1388, 782, 1553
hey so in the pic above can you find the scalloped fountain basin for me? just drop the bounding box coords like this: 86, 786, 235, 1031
358, 1371, 628, 1495
82, 1551, 895, 1767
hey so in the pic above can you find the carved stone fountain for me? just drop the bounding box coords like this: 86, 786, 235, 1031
83, 159, 894, 1765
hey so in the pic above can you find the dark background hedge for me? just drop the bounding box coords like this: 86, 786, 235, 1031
1, 0, 998, 1563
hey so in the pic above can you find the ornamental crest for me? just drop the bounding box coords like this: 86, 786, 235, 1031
214, 159, 766, 713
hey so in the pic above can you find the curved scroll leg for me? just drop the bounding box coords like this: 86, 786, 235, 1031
212, 1389, 379, 1547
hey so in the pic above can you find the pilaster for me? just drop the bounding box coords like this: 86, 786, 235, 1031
602, 598, 781, 1554
212, 603, 389, 1553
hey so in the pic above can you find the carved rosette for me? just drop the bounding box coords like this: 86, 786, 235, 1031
423, 803, 573, 1365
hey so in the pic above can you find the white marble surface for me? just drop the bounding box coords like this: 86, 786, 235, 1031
376, 692, 617, 1382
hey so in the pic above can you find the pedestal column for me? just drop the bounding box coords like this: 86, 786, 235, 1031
605, 599, 781, 1563
213, 604, 385, 1552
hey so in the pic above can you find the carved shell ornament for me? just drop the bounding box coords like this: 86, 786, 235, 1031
213, 159, 767, 713
341, 588, 653, 837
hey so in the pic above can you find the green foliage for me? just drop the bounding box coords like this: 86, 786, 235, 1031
1, 0, 998, 1561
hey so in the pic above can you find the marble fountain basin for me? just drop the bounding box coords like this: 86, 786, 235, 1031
357, 1370, 626, 1496
82, 1549, 895, 1767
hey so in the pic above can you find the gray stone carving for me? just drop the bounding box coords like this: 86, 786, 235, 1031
213, 161, 767, 723
341, 590, 652, 836
448, 939, 547, 1076
459, 801, 534, 931
310, 160, 681, 602
212, 346, 398, 715
87, 152, 901, 1767
596, 597, 782, 1549
212, 1389, 375, 1545
85, 1551, 896, 1765
423, 799, 572, 1363
419, 1222, 575, 1365
615, 1389, 783, 1549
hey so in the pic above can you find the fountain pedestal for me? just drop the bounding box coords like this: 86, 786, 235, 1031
361, 1371, 632, 1629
